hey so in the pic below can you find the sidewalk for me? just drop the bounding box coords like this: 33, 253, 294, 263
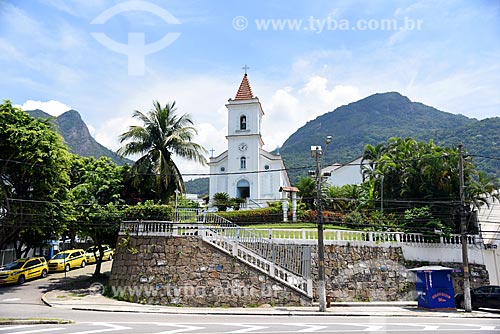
42, 284, 500, 318
38, 262, 500, 318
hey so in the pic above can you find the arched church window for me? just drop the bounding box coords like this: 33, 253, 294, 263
240, 157, 246, 169
240, 115, 247, 130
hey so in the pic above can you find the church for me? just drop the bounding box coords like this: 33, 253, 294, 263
208, 72, 291, 208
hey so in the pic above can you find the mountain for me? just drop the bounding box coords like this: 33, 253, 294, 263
439, 117, 500, 177
280, 92, 499, 184
185, 177, 209, 195
26, 109, 133, 165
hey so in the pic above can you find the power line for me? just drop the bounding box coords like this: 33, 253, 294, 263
2, 149, 499, 179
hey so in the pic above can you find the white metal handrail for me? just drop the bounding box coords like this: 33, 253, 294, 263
200, 227, 312, 297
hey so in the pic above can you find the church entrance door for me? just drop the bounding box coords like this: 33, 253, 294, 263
236, 179, 250, 198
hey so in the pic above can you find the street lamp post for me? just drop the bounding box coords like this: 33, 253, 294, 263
175, 189, 180, 222
311, 135, 332, 312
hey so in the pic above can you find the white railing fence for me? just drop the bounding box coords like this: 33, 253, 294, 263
200, 226, 313, 297
120, 217, 314, 298
257, 228, 480, 246
174, 208, 480, 247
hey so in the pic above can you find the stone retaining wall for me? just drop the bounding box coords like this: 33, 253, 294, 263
110, 235, 490, 307
109, 236, 311, 307
318, 245, 489, 302
321, 245, 411, 301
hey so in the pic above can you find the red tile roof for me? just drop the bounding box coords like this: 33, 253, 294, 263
234, 74, 254, 100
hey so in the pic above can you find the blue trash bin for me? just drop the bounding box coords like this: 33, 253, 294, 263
410, 266, 456, 310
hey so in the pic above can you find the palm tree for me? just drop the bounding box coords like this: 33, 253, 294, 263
297, 176, 316, 209
118, 101, 207, 202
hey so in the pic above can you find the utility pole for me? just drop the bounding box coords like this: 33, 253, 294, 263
459, 143, 472, 312
311, 136, 332, 312
315, 147, 326, 312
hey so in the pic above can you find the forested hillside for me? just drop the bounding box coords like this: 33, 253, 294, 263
27, 109, 132, 165
279, 92, 498, 184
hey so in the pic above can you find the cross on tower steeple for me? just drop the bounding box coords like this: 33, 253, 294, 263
242, 64, 250, 75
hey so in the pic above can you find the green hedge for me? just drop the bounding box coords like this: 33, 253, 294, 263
218, 207, 282, 225
123, 202, 174, 221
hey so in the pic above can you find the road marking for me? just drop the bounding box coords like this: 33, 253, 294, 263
0, 326, 35, 331
2, 298, 21, 302
331, 323, 385, 332
383, 323, 440, 331
479, 326, 496, 331
5, 328, 65, 334
289, 324, 329, 332
67, 323, 131, 334
428, 323, 498, 331
154, 324, 205, 334
362, 326, 384, 331
227, 324, 269, 333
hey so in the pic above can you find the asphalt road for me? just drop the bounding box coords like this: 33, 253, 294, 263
1, 261, 500, 333
1, 317, 500, 334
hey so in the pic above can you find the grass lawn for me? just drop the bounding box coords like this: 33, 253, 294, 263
244, 222, 350, 230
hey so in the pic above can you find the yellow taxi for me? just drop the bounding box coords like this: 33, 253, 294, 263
0, 257, 49, 284
85, 245, 114, 264
48, 249, 86, 272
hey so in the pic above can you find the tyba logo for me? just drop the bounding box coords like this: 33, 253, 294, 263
91, 1, 181, 75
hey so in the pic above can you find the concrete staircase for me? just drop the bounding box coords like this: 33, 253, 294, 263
175, 209, 313, 298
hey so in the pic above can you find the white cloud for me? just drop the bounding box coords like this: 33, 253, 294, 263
85, 74, 234, 177
93, 116, 133, 152
1, 3, 42, 36
17, 100, 72, 116
40, 0, 108, 18
84, 72, 363, 178
261, 76, 361, 151
299, 76, 360, 106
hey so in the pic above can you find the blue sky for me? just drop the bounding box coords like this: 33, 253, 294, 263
1, 0, 499, 177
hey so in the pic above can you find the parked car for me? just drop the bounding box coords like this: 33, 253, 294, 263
48, 249, 86, 272
0, 257, 49, 284
455, 285, 500, 310
85, 245, 114, 264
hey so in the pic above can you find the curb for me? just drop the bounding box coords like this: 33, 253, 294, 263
41, 292, 52, 308
0, 319, 73, 325
41, 291, 500, 319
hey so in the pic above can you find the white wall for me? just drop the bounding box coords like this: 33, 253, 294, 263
400, 244, 484, 264
325, 157, 364, 186
483, 248, 500, 285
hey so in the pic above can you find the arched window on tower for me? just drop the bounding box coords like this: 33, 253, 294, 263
240, 115, 247, 130
240, 157, 246, 169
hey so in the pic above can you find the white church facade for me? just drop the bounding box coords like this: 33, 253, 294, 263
209, 73, 290, 207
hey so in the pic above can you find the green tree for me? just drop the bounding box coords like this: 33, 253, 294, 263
296, 176, 316, 209
118, 101, 207, 202
402, 206, 451, 239
0, 101, 71, 256
324, 184, 363, 212
68, 156, 124, 276
361, 137, 499, 231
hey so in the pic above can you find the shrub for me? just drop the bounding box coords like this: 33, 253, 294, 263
123, 200, 174, 220
218, 207, 282, 224
302, 210, 344, 224
213, 192, 231, 211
